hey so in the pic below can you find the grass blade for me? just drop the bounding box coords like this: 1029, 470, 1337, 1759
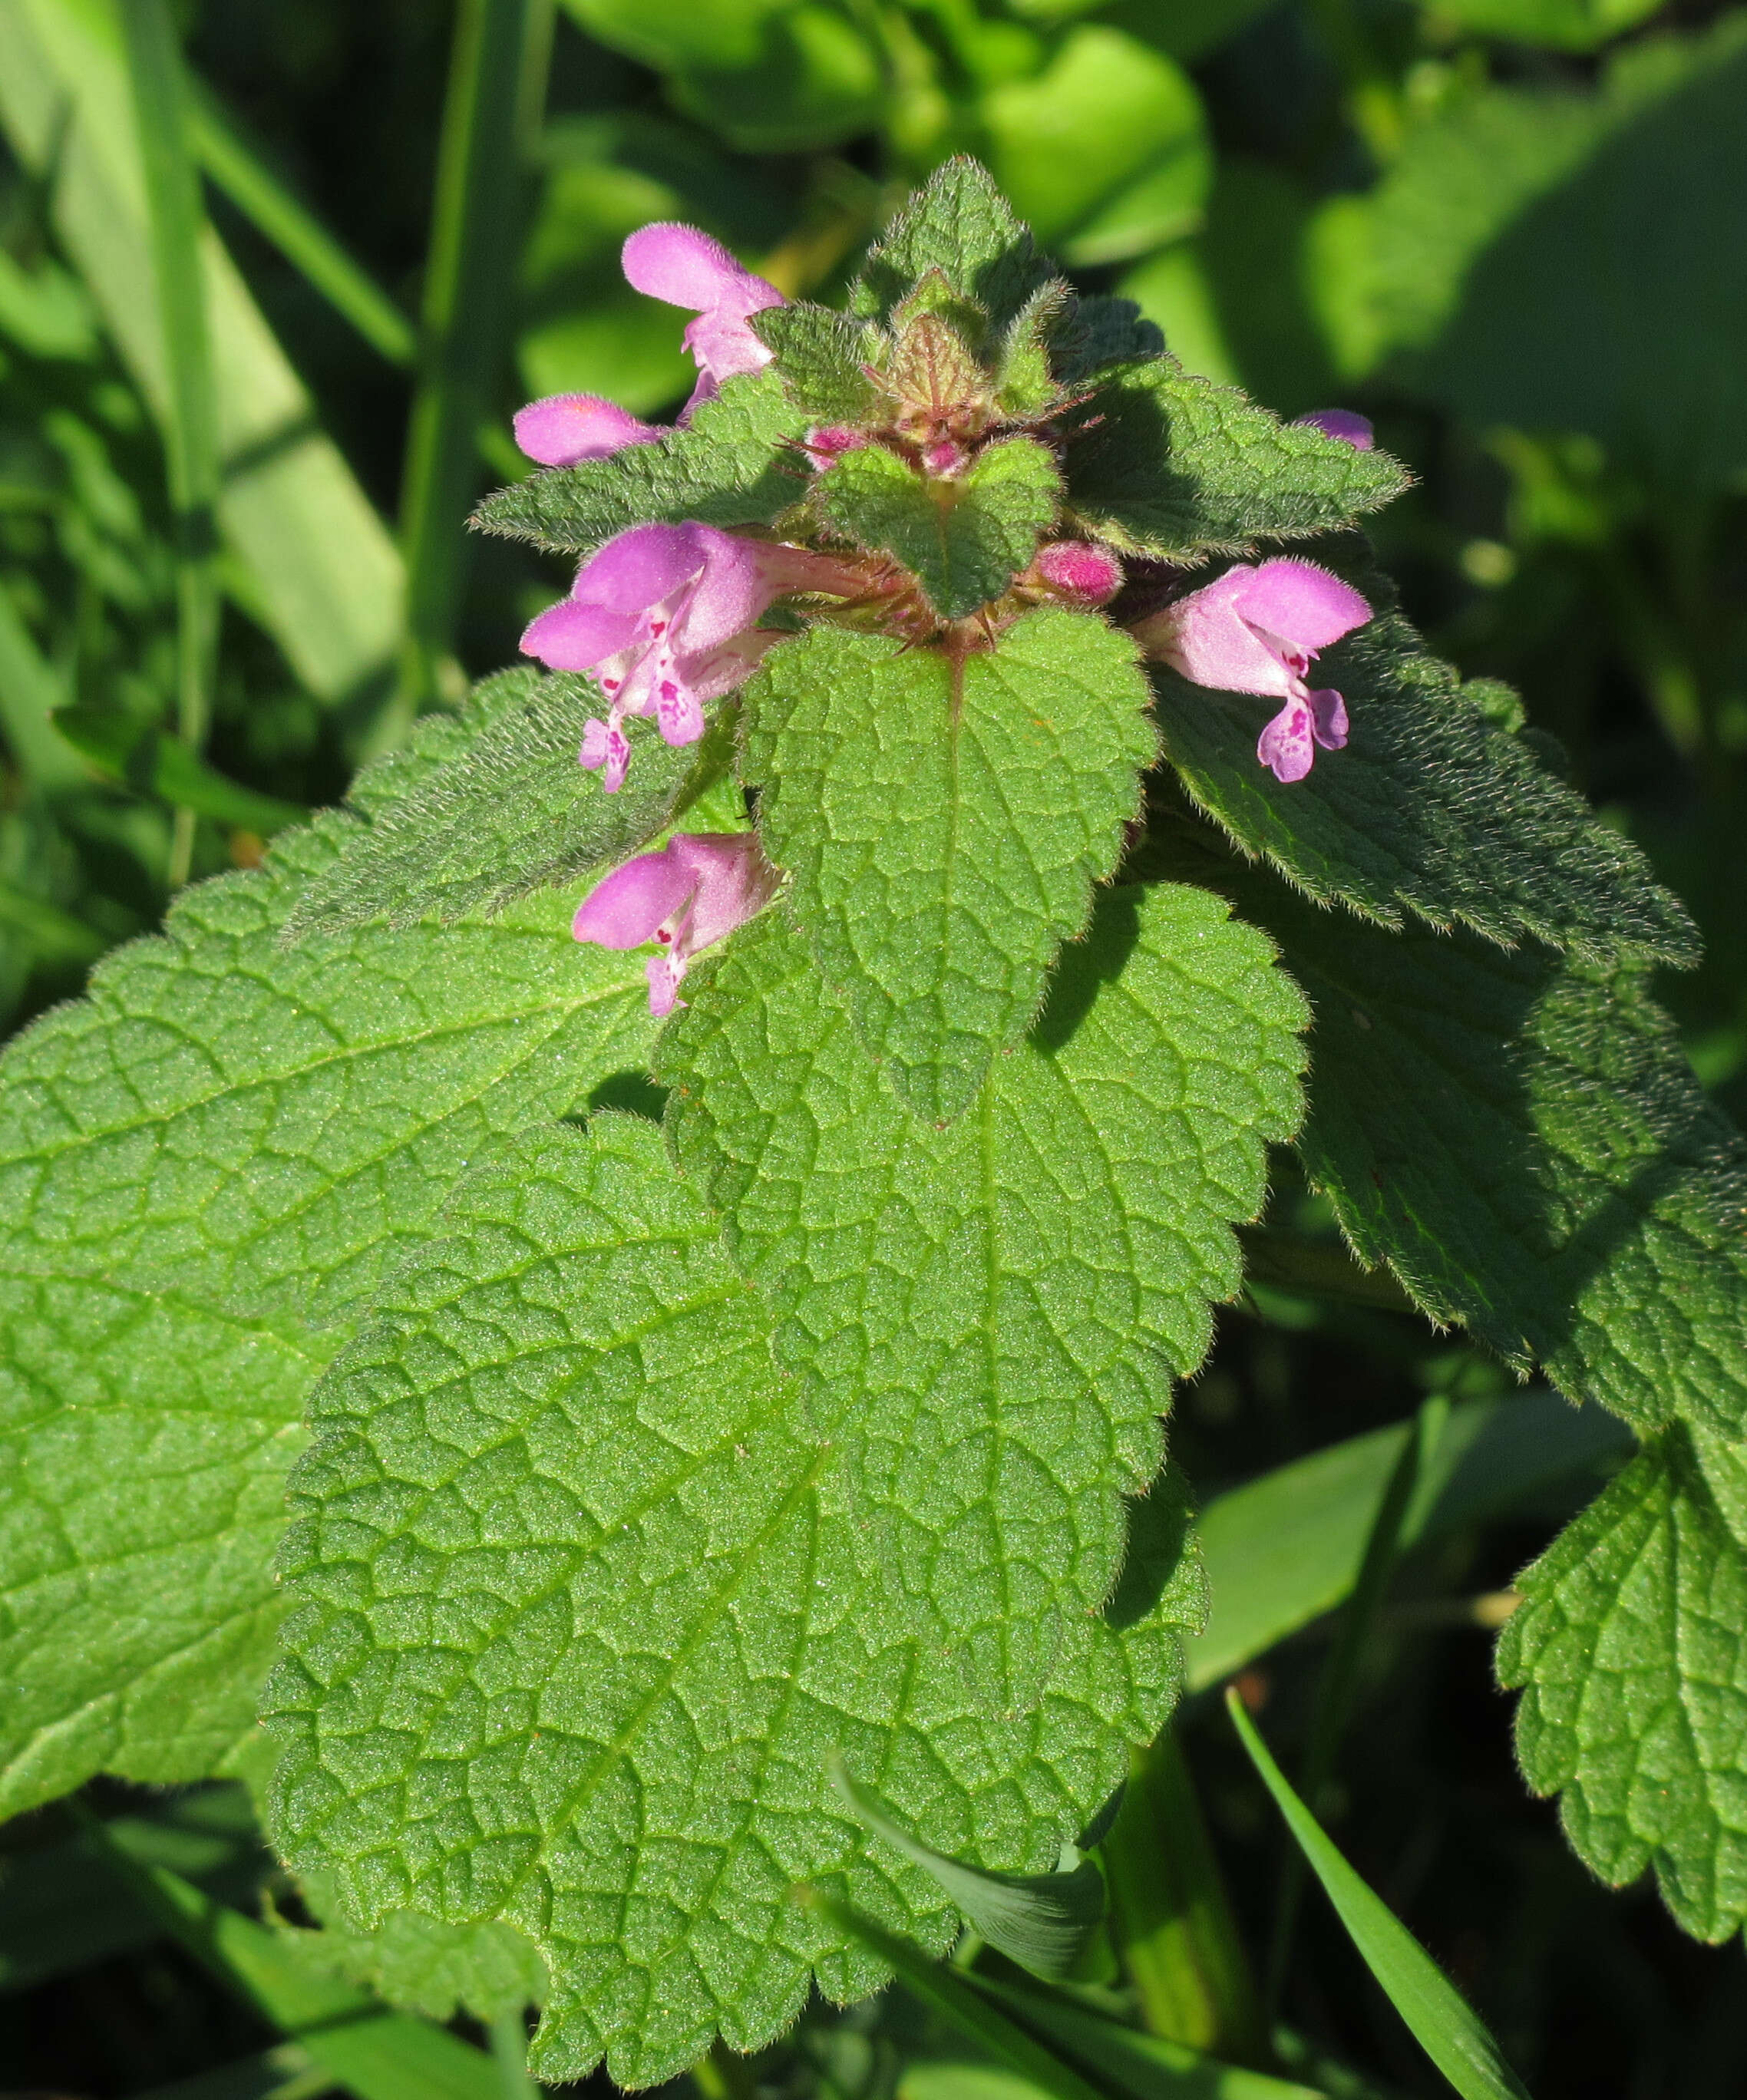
79, 1814, 503, 2100
0, 880, 107, 965
1224, 1691, 1534, 2100
129, 2042, 330, 2100
190, 83, 415, 367
385, 0, 554, 747
489, 2008, 543, 2098
1266, 1397, 1446, 2009
1187, 1392, 1630, 1691
0, 576, 83, 793
0, 0, 404, 710
119, 0, 220, 886
830, 1754, 1106, 1982
1101, 1732, 1270, 2065
971, 1978, 1326, 2099
53, 706, 308, 832
796, 1888, 1108, 2100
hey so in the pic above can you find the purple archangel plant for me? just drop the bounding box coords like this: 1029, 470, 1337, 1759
0, 160, 1741, 2098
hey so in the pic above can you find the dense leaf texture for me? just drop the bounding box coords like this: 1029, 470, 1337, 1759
286, 669, 733, 935
0, 827, 652, 1816
753, 304, 884, 424
1152, 610, 1696, 969
850, 157, 1055, 332
814, 438, 1058, 619
289, 1867, 548, 2026
1063, 362, 1407, 558
472, 370, 808, 553
661, 890, 1306, 1624
745, 612, 1158, 1120
1499, 1427, 1747, 1942
1048, 293, 1165, 385
266, 1118, 1197, 2088
1221, 866, 1747, 1435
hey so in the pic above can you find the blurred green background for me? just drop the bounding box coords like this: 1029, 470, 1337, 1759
2, 2, 1745, 2096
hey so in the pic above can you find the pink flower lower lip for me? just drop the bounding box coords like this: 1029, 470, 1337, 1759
512, 395, 665, 467
510, 222, 788, 471
522, 523, 864, 793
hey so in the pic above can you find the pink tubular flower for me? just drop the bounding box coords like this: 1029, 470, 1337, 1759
511, 224, 785, 468
514, 395, 664, 467
573, 832, 781, 1016
522, 522, 851, 791
622, 223, 785, 413
1293, 408, 1375, 451
1134, 558, 1373, 785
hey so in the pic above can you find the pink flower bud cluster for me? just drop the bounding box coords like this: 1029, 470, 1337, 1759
512, 222, 1140, 800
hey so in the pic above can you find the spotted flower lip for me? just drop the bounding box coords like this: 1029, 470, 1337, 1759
520, 521, 857, 791
1131, 557, 1373, 785
572, 831, 781, 1016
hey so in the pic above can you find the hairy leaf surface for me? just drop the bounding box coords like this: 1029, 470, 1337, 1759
1063, 362, 1408, 556
1047, 292, 1165, 385
286, 670, 735, 936
744, 612, 1158, 1120
661, 890, 1306, 1613
0, 827, 653, 1817
850, 157, 1056, 331
1220, 863, 1747, 1435
266, 1116, 1199, 2088
1498, 1426, 1747, 1941
471, 370, 809, 554
815, 438, 1058, 619
289, 1867, 548, 2026
754, 304, 885, 424
1152, 610, 1697, 968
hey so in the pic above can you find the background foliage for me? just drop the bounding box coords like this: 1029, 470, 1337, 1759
1, 1, 1744, 2096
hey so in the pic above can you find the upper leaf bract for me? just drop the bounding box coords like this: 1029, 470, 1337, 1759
850, 157, 1058, 331
1064, 360, 1410, 556
1152, 598, 1699, 970
743, 609, 1158, 1120
471, 369, 809, 554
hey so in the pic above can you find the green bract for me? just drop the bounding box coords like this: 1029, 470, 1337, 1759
472, 368, 810, 553
812, 435, 1060, 620
286, 669, 738, 936
744, 613, 1158, 1119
